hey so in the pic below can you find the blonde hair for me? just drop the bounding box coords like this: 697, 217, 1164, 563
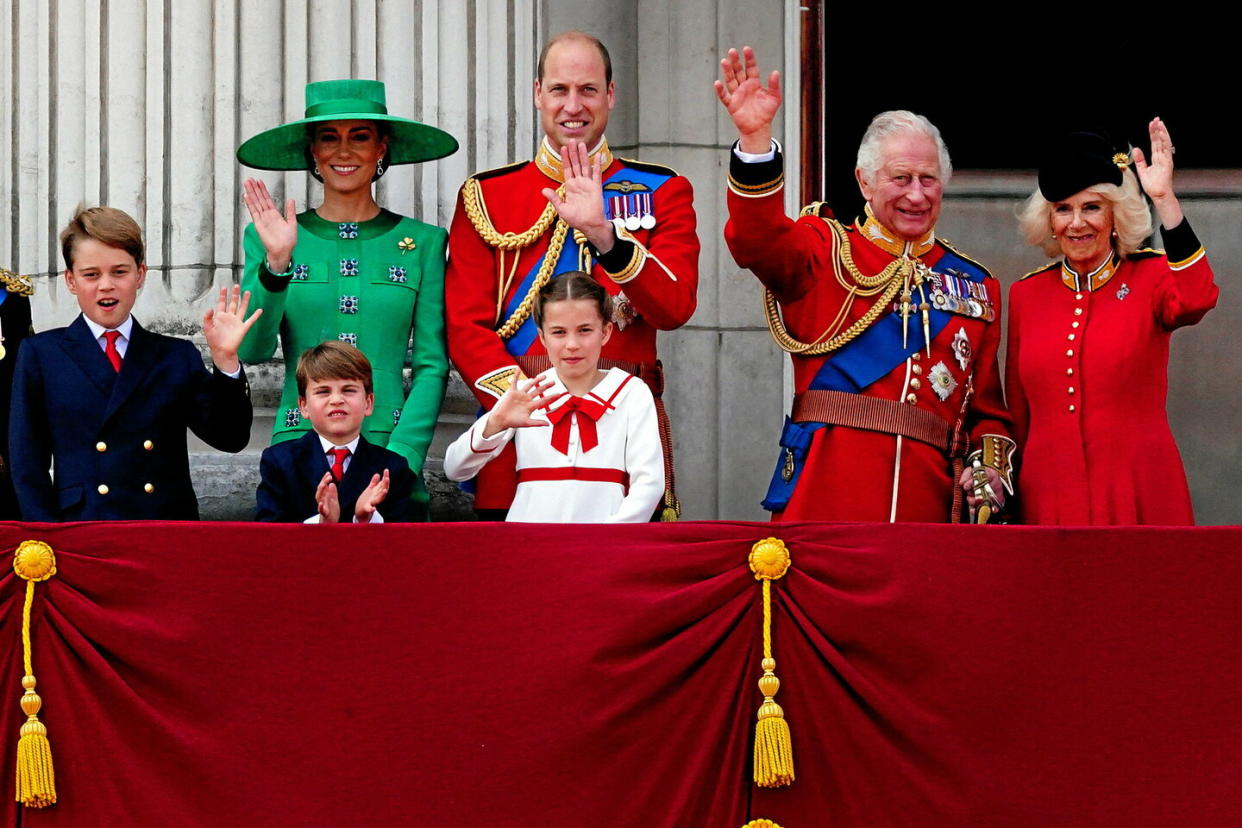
1018, 167, 1152, 258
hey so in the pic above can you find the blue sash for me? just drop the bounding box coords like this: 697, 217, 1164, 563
501, 164, 674, 356
809, 247, 986, 392
761, 246, 989, 512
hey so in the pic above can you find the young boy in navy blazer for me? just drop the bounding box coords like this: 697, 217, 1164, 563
256, 341, 419, 523
10, 206, 259, 521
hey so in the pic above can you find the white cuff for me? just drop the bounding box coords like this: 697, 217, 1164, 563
732, 139, 779, 164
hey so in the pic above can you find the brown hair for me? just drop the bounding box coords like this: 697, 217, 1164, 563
534, 271, 612, 328
60, 205, 145, 270
295, 341, 374, 396
537, 31, 612, 85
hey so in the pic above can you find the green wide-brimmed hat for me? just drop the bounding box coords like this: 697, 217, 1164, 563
236, 79, 458, 170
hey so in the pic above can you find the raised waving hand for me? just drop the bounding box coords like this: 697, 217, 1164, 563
715, 46, 782, 154
242, 178, 299, 273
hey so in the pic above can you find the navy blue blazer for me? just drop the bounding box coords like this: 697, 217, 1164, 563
256, 430, 420, 522
10, 314, 252, 521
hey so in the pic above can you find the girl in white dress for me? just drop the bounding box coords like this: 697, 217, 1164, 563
444, 272, 664, 522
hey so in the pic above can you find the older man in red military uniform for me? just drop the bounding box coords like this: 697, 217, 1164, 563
716, 47, 1014, 523
446, 31, 699, 518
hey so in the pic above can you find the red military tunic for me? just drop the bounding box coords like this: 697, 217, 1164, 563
1006, 220, 1217, 525
445, 138, 699, 510
724, 148, 1012, 522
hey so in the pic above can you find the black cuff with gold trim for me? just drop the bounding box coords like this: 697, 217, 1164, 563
1160, 218, 1201, 265
593, 234, 638, 274
728, 142, 784, 197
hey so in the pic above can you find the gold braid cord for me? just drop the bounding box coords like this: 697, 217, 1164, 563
0, 268, 34, 297
13, 540, 57, 808
748, 538, 794, 788
462, 177, 570, 340
764, 217, 914, 355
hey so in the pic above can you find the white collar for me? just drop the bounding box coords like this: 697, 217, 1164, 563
317, 434, 361, 455
540, 366, 628, 413
82, 314, 134, 342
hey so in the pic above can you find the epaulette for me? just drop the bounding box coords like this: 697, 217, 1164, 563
937, 237, 996, 279
471, 160, 529, 182
799, 201, 831, 218
1129, 247, 1164, 261
1018, 261, 1059, 281
617, 157, 679, 177
0, 268, 34, 297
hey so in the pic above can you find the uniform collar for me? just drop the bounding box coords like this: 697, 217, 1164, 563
535, 137, 614, 183
1060, 252, 1120, 292
857, 203, 936, 258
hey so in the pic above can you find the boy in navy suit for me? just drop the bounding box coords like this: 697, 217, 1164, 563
10, 206, 259, 521
256, 342, 419, 523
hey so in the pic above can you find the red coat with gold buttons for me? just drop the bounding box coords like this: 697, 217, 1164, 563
1006, 226, 1217, 525
724, 150, 1011, 523
445, 140, 699, 509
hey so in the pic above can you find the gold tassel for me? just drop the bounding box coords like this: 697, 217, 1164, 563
741, 821, 786, 828
748, 538, 794, 788
13, 540, 57, 808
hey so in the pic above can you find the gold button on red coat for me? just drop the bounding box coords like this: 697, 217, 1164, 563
1068, 405, 1076, 412
1066, 349, 1074, 357
910, 378, 922, 390
906, 393, 917, 404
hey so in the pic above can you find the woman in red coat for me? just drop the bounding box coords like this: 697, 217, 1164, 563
1007, 120, 1218, 524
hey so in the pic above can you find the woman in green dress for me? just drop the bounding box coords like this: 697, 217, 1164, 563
237, 79, 457, 516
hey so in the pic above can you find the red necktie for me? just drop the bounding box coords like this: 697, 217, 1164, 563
545, 396, 608, 456
103, 330, 123, 372
329, 448, 350, 482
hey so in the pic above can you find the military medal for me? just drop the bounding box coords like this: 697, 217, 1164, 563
1116, 283, 1130, 300
611, 290, 637, 331
928, 361, 958, 401
609, 196, 627, 231
639, 193, 656, 229
624, 195, 642, 232
952, 326, 972, 371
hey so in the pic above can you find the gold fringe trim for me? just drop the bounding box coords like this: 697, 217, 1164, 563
13, 540, 57, 808
749, 538, 794, 788
741, 821, 786, 828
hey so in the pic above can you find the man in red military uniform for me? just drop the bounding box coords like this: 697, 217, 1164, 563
716, 47, 1014, 523
446, 31, 699, 518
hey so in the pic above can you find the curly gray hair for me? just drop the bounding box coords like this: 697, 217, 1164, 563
855, 111, 952, 186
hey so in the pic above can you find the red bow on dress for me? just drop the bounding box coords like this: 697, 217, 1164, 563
545, 396, 609, 456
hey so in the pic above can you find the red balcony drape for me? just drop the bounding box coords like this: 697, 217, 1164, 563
0, 521, 1238, 827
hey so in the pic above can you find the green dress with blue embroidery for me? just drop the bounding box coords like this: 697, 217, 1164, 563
240, 209, 448, 508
